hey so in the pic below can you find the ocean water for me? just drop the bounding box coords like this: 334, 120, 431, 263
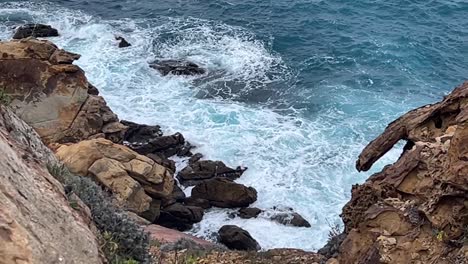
1, 0, 467, 251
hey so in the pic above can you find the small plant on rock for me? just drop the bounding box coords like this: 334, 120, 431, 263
0, 89, 11, 106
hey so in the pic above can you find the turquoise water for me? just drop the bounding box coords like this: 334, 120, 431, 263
0, 0, 467, 250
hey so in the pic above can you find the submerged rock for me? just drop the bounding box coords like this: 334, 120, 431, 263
116, 36, 131, 48
218, 225, 260, 251
178, 160, 247, 186
149, 59, 206, 76
238, 207, 263, 219
191, 178, 257, 208
13, 23, 59, 39
271, 212, 311, 228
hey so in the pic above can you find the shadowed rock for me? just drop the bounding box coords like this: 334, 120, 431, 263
178, 160, 247, 186
191, 178, 257, 208
150, 59, 206, 76
116, 36, 131, 48
157, 203, 204, 231
13, 24, 59, 39
238, 207, 262, 219
218, 225, 260, 251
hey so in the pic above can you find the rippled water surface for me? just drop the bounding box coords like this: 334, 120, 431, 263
1, 0, 467, 250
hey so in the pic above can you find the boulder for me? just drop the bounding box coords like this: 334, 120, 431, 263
238, 207, 262, 219
183, 197, 211, 209
218, 225, 260, 251
13, 24, 59, 39
191, 178, 257, 208
271, 212, 311, 227
178, 160, 247, 186
125, 131, 192, 158
116, 36, 131, 48
139, 199, 162, 223
0, 39, 126, 144
121, 120, 162, 143
157, 203, 204, 231
149, 59, 206, 76
56, 138, 175, 214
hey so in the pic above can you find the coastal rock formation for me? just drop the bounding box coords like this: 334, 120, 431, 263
332, 82, 468, 263
157, 203, 204, 231
271, 212, 311, 228
218, 225, 260, 251
237, 207, 262, 219
56, 138, 175, 214
0, 38, 127, 144
178, 160, 247, 186
0, 106, 101, 264
115, 36, 131, 48
149, 59, 206, 76
145, 225, 216, 247
13, 24, 59, 39
191, 178, 257, 208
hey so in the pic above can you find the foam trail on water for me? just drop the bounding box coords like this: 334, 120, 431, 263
0, 2, 403, 251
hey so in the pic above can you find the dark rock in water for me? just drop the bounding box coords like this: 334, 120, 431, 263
149, 59, 206, 76
13, 24, 59, 39
139, 199, 161, 223
188, 153, 203, 164
115, 36, 131, 48
191, 178, 257, 208
183, 197, 211, 209
121, 120, 162, 143
238, 207, 262, 219
125, 131, 192, 157
271, 212, 311, 228
178, 160, 247, 186
218, 225, 260, 251
157, 203, 204, 231
318, 232, 346, 259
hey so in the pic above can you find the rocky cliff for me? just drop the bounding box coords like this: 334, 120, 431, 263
330, 82, 468, 263
0, 36, 466, 264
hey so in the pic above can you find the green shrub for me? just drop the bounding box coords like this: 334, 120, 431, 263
0, 89, 11, 105
47, 164, 150, 263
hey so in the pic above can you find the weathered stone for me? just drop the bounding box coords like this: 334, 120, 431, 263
218, 225, 260, 251
0, 106, 101, 264
271, 212, 311, 228
157, 203, 204, 231
238, 207, 262, 219
178, 160, 247, 186
149, 59, 206, 76
191, 178, 257, 208
183, 197, 211, 209
13, 24, 59, 39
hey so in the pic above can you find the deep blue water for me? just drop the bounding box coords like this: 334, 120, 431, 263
0, 0, 467, 250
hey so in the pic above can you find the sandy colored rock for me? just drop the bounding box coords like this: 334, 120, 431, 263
56, 138, 174, 213
333, 82, 468, 264
0, 38, 126, 144
0, 106, 101, 264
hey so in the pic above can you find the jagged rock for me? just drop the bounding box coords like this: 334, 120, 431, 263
184, 197, 211, 209
121, 120, 162, 143
147, 153, 176, 172
271, 212, 311, 228
56, 138, 175, 214
191, 178, 257, 208
218, 225, 260, 251
189, 153, 203, 164
333, 82, 468, 264
157, 203, 204, 231
139, 199, 162, 223
116, 36, 131, 48
178, 160, 247, 186
238, 207, 262, 219
171, 185, 186, 202
0, 39, 126, 144
125, 131, 192, 157
13, 24, 59, 39
150, 59, 206, 76
0, 106, 102, 263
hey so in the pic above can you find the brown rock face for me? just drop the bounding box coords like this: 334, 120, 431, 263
334, 82, 468, 264
56, 138, 174, 214
0, 38, 126, 144
0, 106, 101, 264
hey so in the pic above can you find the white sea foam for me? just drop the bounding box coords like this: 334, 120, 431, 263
0, 2, 403, 251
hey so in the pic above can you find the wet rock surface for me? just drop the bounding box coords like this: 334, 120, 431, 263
157, 203, 204, 231
13, 24, 59, 39
115, 36, 131, 48
149, 59, 206, 76
178, 160, 247, 186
